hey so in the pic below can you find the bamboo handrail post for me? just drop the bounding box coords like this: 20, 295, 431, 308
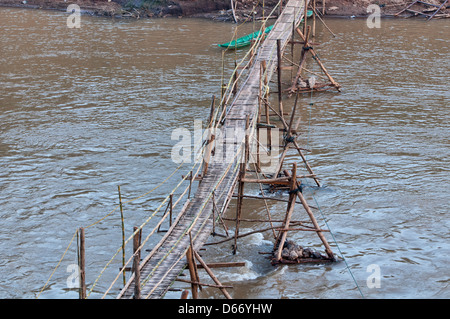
133, 227, 141, 299
79, 227, 86, 299
188, 170, 193, 199
276, 39, 284, 121
312, 0, 316, 37
117, 186, 126, 287
169, 194, 173, 227
181, 290, 189, 299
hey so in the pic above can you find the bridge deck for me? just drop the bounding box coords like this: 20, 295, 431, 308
117, 0, 307, 299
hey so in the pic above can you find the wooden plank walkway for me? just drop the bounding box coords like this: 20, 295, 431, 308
117, 0, 307, 299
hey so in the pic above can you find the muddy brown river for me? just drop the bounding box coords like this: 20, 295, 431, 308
0, 7, 448, 299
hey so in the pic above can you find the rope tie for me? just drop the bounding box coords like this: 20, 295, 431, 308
288, 185, 304, 194
284, 135, 296, 143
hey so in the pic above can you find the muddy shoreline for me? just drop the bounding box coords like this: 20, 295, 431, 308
1, 0, 439, 21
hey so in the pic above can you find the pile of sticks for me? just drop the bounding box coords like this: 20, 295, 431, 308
395, 0, 450, 20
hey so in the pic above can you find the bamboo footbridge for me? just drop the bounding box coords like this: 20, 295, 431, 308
40, 0, 348, 300
119, 0, 313, 299
119, 0, 321, 299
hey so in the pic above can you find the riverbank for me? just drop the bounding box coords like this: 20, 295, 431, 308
1, 0, 448, 20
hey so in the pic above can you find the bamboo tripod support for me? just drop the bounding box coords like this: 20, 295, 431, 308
284, 25, 341, 94
185, 232, 232, 299
177, 11, 340, 297
225, 16, 340, 264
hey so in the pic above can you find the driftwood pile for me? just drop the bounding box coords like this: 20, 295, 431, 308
394, 0, 450, 20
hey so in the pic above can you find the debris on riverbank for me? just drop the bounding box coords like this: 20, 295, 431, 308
0, 0, 448, 20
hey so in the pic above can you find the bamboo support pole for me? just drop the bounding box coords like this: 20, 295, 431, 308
79, 227, 86, 299
286, 92, 299, 139
212, 191, 216, 235
186, 245, 199, 299
233, 60, 238, 95
312, 0, 316, 37
261, 61, 271, 148
158, 193, 174, 232
132, 226, 142, 273
169, 194, 173, 227
117, 186, 126, 287
133, 227, 141, 299
188, 170, 193, 199
292, 139, 321, 187
211, 192, 230, 237
252, 163, 276, 239
233, 116, 249, 254
283, 170, 334, 259
277, 39, 284, 121
181, 290, 189, 299
223, 217, 310, 223
196, 262, 246, 269
295, 27, 341, 91
206, 223, 315, 247
310, 6, 336, 37
208, 95, 216, 127
256, 127, 261, 172
296, 191, 334, 259
202, 134, 215, 177
176, 278, 233, 289
291, 21, 295, 79
241, 174, 316, 184
193, 250, 232, 299
230, 194, 319, 209
290, 26, 311, 93
275, 163, 297, 261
